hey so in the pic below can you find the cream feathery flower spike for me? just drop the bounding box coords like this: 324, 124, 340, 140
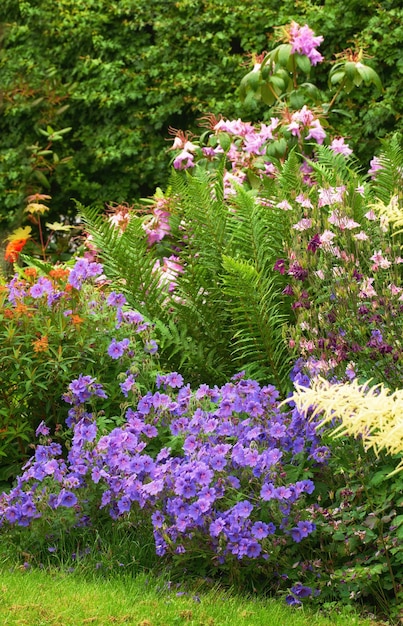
288, 377, 403, 475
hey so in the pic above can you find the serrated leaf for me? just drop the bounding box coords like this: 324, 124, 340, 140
6, 226, 32, 241
45, 221, 74, 232
333, 531, 345, 541
368, 468, 396, 486
25, 202, 50, 215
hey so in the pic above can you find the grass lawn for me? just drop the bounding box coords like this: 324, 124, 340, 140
0, 568, 383, 626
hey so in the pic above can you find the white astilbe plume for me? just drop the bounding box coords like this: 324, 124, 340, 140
290, 377, 403, 475
369, 195, 403, 235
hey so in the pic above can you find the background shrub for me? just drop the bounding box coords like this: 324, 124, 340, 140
0, 0, 401, 230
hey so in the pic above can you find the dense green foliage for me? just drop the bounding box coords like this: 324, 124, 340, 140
0, 0, 401, 230
80, 168, 293, 391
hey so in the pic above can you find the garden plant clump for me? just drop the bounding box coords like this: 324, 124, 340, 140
0, 256, 161, 482
1, 19, 403, 623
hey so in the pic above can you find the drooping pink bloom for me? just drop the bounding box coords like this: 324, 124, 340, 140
223, 170, 247, 197
294, 105, 315, 127
370, 250, 391, 270
143, 207, 171, 246
353, 231, 369, 241
293, 218, 313, 231
368, 156, 383, 179
276, 200, 293, 211
305, 119, 326, 144
214, 118, 254, 136
295, 193, 313, 209
318, 229, 335, 250
389, 283, 402, 296
328, 210, 360, 230
318, 186, 345, 207
329, 137, 353, 156
359, 277, 377, 299
173, 150, 195, 170
364, 209, 377, 221
153, 255, 184, 293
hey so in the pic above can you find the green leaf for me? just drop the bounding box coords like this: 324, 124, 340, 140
356, 64, 383, 90
277, 43, 293, 67
329, 70, 345, 86
217, 132, 232, 152
333, 531, 346, 541
269, 74, 286, 91
344, 61, 358, 81
295, 53, 311, 74
32, 170, 51, 189
46, 221, 74, 231
260, 83, 276, 106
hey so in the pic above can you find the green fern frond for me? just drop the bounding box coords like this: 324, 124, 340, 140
77, 203, 166, 319
226, 185, 287, 273
372, 134, 403, 206
277, 149, 303, 199
221, 254, 292, 393
308, 144, 361, 187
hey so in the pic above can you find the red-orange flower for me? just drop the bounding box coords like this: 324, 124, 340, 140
71, 314, 84, 325
49, 267, 70, 280
15, 302, 30, 317
24, 267, 38, 278
4, 238, 29, 263
32, 335, 49, 353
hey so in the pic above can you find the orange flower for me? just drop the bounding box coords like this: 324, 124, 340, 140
49, 267, 70, 280
71, 314, 84, 325
4, 238, 29, 263
24, 267, 38, 278
32, 335, 49, 353
15, 302, 30, 317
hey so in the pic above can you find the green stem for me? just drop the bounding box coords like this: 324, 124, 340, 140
37, 216, 47, 261
291, 54, 298, 90
326, 78, 346, 112
379, 522, 399, 601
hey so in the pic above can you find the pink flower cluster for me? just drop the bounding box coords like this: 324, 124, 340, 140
288, 22, 324, 66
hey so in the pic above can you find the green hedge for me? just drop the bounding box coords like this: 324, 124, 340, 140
0, 0, 401, 228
